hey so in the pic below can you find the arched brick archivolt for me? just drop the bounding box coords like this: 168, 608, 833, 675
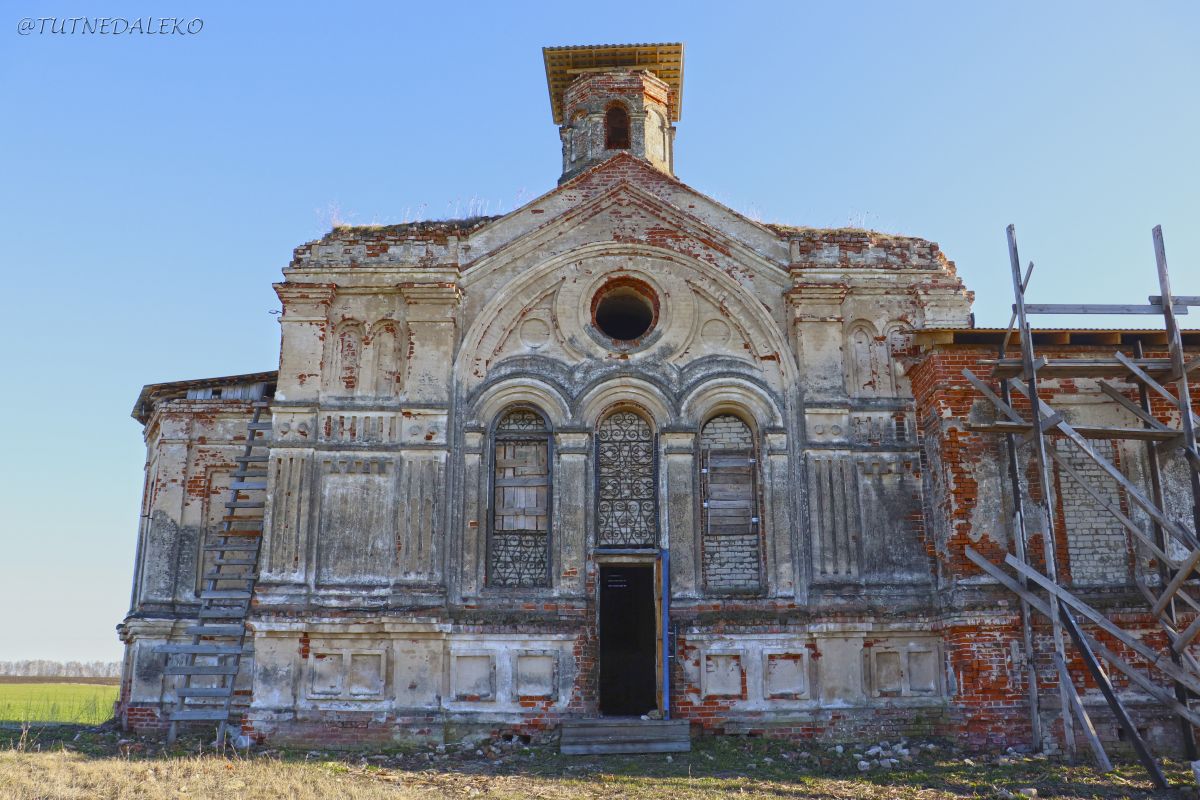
576, 377, 673, 429
679, 377, 783, 430
467, 378, 572, 430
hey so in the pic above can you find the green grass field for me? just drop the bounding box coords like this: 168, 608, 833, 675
0, 682, 116, 725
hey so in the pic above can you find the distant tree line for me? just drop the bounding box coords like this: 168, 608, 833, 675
0, 660, 120, 678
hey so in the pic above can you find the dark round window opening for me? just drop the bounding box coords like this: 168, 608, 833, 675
593, 282, 657, 343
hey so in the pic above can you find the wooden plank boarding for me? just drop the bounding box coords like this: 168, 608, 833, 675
560, 718, 690, 755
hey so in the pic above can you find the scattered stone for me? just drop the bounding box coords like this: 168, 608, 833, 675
963, 758, 976, 766
834, 745, 844, 754
858, 760, 870, 772
1017, 790, 1037, 798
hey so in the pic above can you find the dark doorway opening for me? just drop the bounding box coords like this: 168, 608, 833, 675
599, 565, 657, 716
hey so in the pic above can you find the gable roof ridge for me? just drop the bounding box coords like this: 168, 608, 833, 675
461, 169, 788, 282
464, 152, 790, 256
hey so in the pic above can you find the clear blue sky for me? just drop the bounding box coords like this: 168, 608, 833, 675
1, 1, 1196, 661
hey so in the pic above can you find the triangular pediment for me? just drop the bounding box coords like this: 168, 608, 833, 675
463, 153, 792, 278
461, 154, 789, 290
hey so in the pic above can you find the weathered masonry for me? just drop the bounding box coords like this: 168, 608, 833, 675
116, 42, 1200, 752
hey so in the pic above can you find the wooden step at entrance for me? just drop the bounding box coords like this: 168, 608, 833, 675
560, 718, 690, 755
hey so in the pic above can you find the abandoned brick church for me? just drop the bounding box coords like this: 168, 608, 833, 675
116, 43, 1200, 752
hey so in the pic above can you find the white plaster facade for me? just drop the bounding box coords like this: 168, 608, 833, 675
118, 46, 978, 745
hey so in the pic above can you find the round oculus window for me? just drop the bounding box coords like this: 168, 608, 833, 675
592, 279, 658, 344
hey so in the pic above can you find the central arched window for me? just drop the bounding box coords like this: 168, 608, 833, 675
605, 104, 631, 150
596, 409, 657, 547
488, 408, 552, 588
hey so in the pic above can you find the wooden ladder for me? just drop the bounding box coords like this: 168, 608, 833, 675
157, 401, 271, 746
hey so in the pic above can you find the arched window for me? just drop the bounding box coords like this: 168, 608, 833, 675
605, 104, 631, 150
596, 409, 657, 547
699, 414, 762, 594
488, 408, 552, 587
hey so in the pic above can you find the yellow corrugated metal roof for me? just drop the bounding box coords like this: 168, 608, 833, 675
543, 42, 684, 124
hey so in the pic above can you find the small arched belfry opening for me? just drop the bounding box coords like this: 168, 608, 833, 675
699, 414, 762, 594
596, 408, 657, 547
605, 103, 631, 150
488, 407, 552, 588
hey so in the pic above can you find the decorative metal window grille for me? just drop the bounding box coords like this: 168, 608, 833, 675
496, 409, 546, 433
596, 410, 657, 547
489, 408, 550, 588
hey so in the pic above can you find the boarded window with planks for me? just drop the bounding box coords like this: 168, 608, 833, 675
488, 408, 552, 588
700, 414, 762, 593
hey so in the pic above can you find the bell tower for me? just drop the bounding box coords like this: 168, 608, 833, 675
543, 43, 684, 183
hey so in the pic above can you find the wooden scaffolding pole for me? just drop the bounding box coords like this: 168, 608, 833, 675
1005, 225, 1077, 757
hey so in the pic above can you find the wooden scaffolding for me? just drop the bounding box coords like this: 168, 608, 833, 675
962, 224, 1200, 788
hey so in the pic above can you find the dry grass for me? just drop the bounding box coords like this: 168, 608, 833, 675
1, 726, 1196, 800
